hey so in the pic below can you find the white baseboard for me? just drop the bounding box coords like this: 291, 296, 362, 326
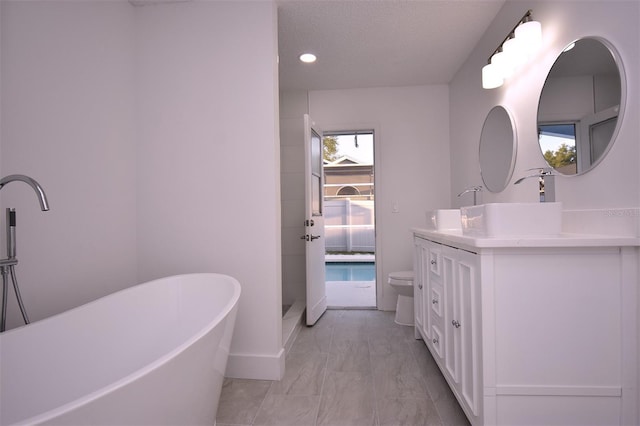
225, 348, 285, 380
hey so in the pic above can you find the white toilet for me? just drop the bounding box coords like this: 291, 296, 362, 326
388, 270, 414, 326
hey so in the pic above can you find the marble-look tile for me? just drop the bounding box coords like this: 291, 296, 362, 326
371, 350, 419, 377
269, 352, 328, 396
363, 310, 396, 327
317, 371, 377, 426
217, 310, 453, 426
340, 309, 372, 324
409, 340, 442, 379
332, 322, 369, 342
369, 334, 414, 356
253, 394, 321, 426
309, 309, 343, 333
327, 339, 372, 373
373, 369, 430, 399
398, 323, 418, 341
434, 395, 470, 426
219, 378, 273, 400
289, 324, 333, 354
216, 378, 272, 425
423, 369, 454, 403
377, 397, 443, 426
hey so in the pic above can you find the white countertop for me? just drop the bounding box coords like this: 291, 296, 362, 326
412, 227, 640, 250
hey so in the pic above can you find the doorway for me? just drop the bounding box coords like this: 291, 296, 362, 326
322, 131, 376, 308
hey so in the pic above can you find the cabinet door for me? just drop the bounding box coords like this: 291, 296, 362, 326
413, 238, 425, 336
420, 242, 432, 339
443, 251, 460, 383
456, 249, 480, 417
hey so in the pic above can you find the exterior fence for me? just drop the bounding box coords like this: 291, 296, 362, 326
324, 199, 375, 252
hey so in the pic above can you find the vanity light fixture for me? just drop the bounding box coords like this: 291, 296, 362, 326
482, 10, 542, 89
299, 53, 317, 63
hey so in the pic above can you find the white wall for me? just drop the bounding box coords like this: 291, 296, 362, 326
2, 0, 283, 380
309, 86, 451, 310
135, 1, 283, 380
0, 1, 137, 328
450, 0, 639, 417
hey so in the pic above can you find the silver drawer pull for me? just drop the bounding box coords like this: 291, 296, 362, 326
432, 299, 438, 304
430, 260, 437, 265
432, 337, 439, 344
452, 319, 461, 328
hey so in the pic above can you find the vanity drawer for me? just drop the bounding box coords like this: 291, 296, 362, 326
430, 324, 444, 360
429, 248, 442, 277
430, 284, 444, 319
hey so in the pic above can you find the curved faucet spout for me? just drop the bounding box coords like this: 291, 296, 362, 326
457, 185, 483, 206
0, 174, 50, 211
514, 168, 555, 202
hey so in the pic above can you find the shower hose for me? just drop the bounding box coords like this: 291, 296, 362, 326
1, 264, 30, 332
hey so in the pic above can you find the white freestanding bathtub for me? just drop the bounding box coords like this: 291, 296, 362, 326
0, 273, 241, 426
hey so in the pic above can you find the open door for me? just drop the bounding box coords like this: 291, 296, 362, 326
304, 114, 327, 326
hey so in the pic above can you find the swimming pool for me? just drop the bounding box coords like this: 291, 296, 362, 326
325, 262, 375, 281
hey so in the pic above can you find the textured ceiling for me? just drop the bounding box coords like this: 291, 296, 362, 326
278, 0, 505, 91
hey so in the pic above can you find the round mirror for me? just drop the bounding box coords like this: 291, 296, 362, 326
479, 105, 517, 192
537, 37, 625, 175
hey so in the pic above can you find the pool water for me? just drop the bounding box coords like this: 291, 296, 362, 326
325, 262, 375, 281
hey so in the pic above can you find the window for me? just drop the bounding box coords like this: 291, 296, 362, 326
538, 123, 577, 175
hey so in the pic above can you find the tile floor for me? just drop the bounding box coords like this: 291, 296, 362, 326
217, 309, 470, 426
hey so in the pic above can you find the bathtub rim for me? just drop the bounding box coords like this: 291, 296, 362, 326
1, 272, 241, 426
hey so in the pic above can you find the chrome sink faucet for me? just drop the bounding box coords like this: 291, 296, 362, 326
514, 168, 555, 202
457, 185, 483, 206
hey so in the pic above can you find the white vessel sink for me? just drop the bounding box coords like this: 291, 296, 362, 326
426, 209, 462, 231
461, 202, 562, 237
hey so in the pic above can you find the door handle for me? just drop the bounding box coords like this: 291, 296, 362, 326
310, 235, 320, 241
300, 234, 321, 241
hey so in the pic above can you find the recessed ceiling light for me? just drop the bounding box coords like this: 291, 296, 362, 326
299, 53, 317, 63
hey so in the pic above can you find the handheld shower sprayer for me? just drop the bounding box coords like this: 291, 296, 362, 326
7, 208, 16, 259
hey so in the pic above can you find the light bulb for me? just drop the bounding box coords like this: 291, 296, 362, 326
515, 20, 542, 58
482, 63, 503, 89
491, 51, 515, 79
503, 37, 527, 69
299, 53, 317, 63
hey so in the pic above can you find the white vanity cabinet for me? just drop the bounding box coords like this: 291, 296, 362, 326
413, 230, 638, 426
414, 236, 482, 423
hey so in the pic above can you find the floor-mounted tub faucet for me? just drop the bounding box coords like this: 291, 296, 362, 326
457, 185, 483, 206
0, 174, 50, 211
514, 168, 555, 202
0, 174, 50, 331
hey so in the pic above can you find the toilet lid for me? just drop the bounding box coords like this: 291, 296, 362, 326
389, 270, 413, 282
